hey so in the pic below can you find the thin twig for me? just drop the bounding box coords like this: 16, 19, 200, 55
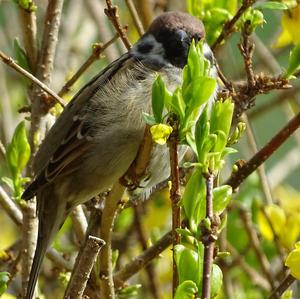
58, 33, 120, 97
125, 0, 145, 36
113, 231, 173, 288
238, 21, 256, 89
225, 241, 270, 290
133, 204, 162, 299
268, 274, 295, 299
212, 0, 256, 51
137, 0, 153, 28
248, 85, 300, 119
238, 206, 276, 289
99, 182, 126, 299
201, 172, 216, 299
71, 205, 88, 246
105, 0, 132, 50
227, 107, 300, 189
242, 115, 273, 204
64, 236, 105, 299
0, 50, 65, 108
29, 0, 65, 153
18, 3, 38, 72
168, 117, 181, 294
0, 186, 23, 226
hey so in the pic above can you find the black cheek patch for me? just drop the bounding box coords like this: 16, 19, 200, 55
138, 42, 154, 54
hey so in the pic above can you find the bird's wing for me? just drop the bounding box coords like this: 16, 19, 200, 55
22, 53, 134, 200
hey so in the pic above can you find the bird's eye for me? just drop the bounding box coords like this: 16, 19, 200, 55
193, 34, 202, 43
176, 29, 189, 42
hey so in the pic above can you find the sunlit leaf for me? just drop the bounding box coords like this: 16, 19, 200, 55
174, 281, 198, 299
285, 241, 300, 279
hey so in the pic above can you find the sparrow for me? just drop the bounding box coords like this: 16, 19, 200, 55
22, 11, 216, 299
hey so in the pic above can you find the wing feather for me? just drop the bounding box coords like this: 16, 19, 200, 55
22, 53, 135, 200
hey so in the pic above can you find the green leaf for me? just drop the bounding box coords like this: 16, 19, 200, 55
210, 98, 234, 137
213, 130, 227, 153
195, 106, 210, 158
176, 228, 194, 238
6, 121, 31, 176
213, 185, 232, 214
175, 246, 202, 285
181, 169, 206, 230
141, 112, 156, 125
13, 0, 37, 11
174, 281, 198, 299
0, 272, 10, 296
170, 87, 185, 121
14, 38, 29, 71
253, 2, 288, 10
118, 284, 142, 298
152, 75, 166, 123
285, 44, 300, 78
211, 264, 223, 298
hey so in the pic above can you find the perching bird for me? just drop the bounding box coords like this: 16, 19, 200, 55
22, 11, 216, 299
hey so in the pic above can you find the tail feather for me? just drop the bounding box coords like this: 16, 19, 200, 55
24, 189, 66, 299
24, 236, 49, 299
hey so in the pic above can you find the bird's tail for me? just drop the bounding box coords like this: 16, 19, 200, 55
24, 190, 66, 299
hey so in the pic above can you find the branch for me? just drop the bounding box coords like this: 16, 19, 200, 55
99, 182, 126, 298
227, 107, 300, 189
21, 199, 38, 296
238, 21, 255, 89
113, 231, 173, 288
71, 205, 88, 246
18, 3, 38, 72
201, 172, 217, 299
168, 117, 181, 294
29, 0, 65, 151
212, 0, 256, 51
268, 274, 295, 299
238, 206, 276, 289
105, 0, 132, 50
0, 50, 65, 108
64, 236, 105, 299
0, 186, 23, 226
225, 241, 270, 290
133, 204, 162, 298
125, 0, 145, 36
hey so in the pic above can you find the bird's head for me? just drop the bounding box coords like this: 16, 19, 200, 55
131, 12, 214, 69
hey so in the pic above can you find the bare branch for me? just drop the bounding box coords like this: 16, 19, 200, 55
227, 107, 300, 189
268, 274, 296, 299
0, 186, 23, 226
212, 0, 256, 51
238, 206, 276, 289
99, 183, 126, 298
18, 3, 38, 72
201, 172, 217, 299
21, 199, 38, 296
64, 236, 105, 299
168, 116, 181, 294
105, 0, 132, 50
0, 50, 65, 108
113, 231, 172, 288
125, 0, 145, 36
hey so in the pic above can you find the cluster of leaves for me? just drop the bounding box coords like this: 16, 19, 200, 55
2, 122, 31, 201
147, 40, 244, 298
187, 0, 289, 42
